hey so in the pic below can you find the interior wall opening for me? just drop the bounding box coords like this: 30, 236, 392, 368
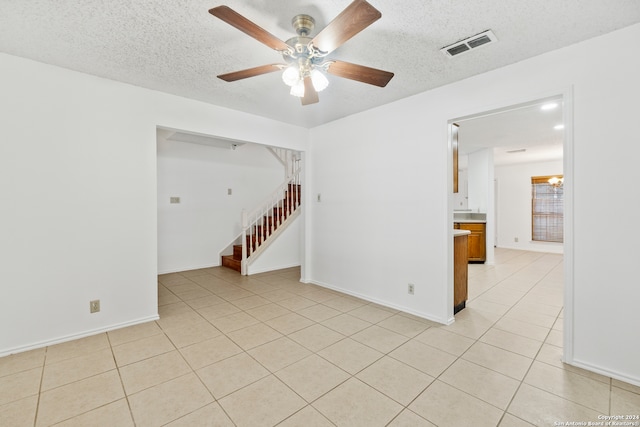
448, 92, 572, 362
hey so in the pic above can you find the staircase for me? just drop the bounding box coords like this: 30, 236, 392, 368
221, 147, 302, 275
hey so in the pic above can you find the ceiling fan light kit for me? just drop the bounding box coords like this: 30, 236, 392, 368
209, 0, 394, 105
310, 69, 329, 92
282, 66, 300, 87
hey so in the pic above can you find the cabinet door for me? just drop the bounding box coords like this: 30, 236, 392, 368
459, 223, 486, 261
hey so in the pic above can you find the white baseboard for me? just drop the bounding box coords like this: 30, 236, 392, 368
158, 262, 219, 275
496, 244, 564, 254
0, 315, 159, 358
248, 263, 301, 275
566, 357, 640, 388
310, 279, 451, 325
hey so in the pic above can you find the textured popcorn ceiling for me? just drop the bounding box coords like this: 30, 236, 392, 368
1, 0, 639, 128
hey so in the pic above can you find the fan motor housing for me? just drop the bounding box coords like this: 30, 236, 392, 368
291, 14, 315, 36
286, 14, 317, 60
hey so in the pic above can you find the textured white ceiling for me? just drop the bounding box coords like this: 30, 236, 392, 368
1, 0, 639, 128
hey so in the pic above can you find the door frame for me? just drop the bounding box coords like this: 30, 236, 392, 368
447, 86, 574, 363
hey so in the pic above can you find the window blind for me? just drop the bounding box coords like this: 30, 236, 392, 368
531, 175, 563, 243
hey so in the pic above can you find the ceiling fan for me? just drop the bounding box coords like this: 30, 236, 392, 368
209, 0, 394, 105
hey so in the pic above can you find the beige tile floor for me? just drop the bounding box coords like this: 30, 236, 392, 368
2, 248, 639, 426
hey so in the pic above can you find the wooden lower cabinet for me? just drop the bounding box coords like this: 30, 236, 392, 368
454, 233, 468, 314
454, 222, 486, 262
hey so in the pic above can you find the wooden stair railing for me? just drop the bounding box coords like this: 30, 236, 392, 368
221, 168, 301, 274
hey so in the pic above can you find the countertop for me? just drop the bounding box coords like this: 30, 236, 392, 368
454, 229, 471, 237
454, 212, 486, 223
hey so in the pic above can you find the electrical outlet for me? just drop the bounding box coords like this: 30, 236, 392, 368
317, 193, 322, 202
514, 237, 519, 242
170, 197, 180, 204
227, 188, 232, 195
408, 283, 415, 295
90, 300, 100, 313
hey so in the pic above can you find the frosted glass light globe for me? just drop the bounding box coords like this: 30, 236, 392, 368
311, 69, 329, 92
282, 66, 299, 87
290, 80, 305, 97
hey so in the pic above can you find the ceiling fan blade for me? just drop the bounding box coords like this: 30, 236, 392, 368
311, 0, 381, 54
209, 6, 291, 52
301, 76, 319, 105
218, 64, 284, 82
326, 60, 394, 87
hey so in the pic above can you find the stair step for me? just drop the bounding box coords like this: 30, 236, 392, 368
245, 235, 260, 252
263, 216, 281, 229
285, 190, 301, 204
232, 245, 243, 260
271, 206, 293, 218
280, 200, 298, 211
221, 255, 241, 272
254, 225, 272, 238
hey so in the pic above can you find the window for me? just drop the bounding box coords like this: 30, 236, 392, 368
531, 175, 563, 243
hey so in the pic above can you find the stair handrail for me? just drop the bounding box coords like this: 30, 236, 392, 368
241, 167, 302, 274
266, 147, 301, 177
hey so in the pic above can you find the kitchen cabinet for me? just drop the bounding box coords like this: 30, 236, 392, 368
454, 231, 469, 313
454, 222, 486, 262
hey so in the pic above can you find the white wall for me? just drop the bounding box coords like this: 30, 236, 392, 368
308, 24, 640, 385
467, 148, 492, 213
157, 138, 296, 274
309, 102, 452, 323
453, 167, 468, 210
495, 160, 564, 253
247, 214, 302, 275
0, 53, 308, 356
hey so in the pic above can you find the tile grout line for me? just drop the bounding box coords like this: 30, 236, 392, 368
165, 264, 524, 426
164, 269, 438, 425
32, 346, 47, 427
159, 256, 554, 425
106, 331, 136, 426
409, 253, 566, 424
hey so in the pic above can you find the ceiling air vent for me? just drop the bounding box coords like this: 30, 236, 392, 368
441, 30, 498, 58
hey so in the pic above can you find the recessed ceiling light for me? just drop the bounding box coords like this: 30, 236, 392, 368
554, 124, 564, 130
541, 103, 558, 111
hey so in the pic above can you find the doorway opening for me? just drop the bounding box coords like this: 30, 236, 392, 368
448, 91, 573, 363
